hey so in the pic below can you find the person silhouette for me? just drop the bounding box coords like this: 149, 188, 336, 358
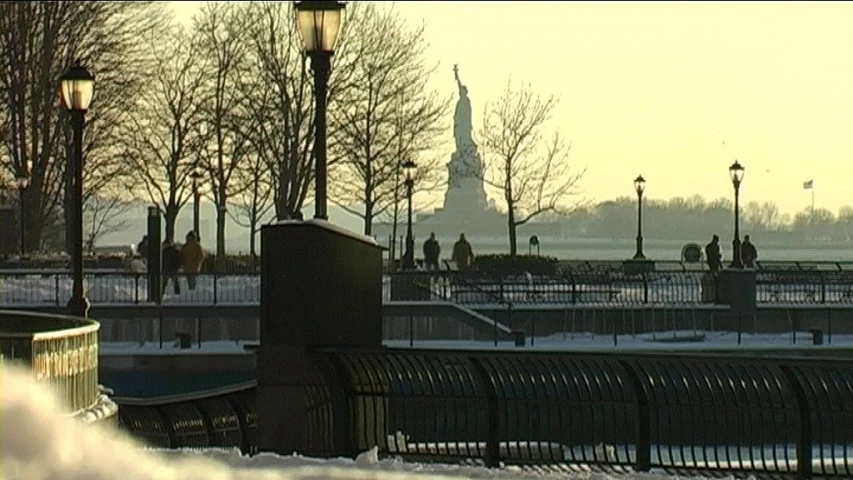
741, 235, 758, 268
705, 234, 723, 274
452, 233, 474, 271
422, 233, 441, 271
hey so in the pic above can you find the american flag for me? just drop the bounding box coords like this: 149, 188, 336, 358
803, 180, 813, 190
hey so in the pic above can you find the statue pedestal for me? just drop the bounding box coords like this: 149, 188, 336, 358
444, 149, 488, 211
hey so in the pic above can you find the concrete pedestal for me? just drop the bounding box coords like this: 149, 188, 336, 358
257, 220, 383, 456
0, 206, 14, 255
390, 273, 432, 300
716, 269, 757, 314
623, 259, 656, 276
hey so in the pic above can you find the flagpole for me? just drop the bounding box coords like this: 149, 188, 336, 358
811, 186, 814, 215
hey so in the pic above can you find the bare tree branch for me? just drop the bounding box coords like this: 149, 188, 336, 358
229, 149, 273, 264
329, 4, 449, 235
83, 193, 132, 253
478, 78, 586, 256
121, 24, 209, 242
0, 1, 167, 251
194, 1, 252, 267
240, 2, 316, 221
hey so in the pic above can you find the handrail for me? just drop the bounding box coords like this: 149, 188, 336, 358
0, 310, 101, 414
319, 347, 853, 477
112, 346, 853, 478
4, 267, 853, 306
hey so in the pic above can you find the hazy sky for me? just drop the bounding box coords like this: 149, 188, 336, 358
171, 1, 853, 217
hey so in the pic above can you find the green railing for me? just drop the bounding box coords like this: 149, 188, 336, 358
0, 310, 100, 414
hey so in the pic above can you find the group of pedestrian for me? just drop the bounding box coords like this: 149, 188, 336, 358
135, 231, 205, 295
704, 234, 759, 273
421, 233, 475, 271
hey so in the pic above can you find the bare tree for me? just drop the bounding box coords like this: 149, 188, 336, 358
194, 2, 252, 268
230, 149, 273, 268
383, 96, 449, 259
0, 2, 75, 252
743, 201, 786, 231
330, 5, 449, 235
122, 26, 208, 243
0, 2, 166, 252
478, 79, 585, 256
70, 2, 169, 252
83, 193, 132, 253
240, 2, 314, 221
239, 2, 378, 222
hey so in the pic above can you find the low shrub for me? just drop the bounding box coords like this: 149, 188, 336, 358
471, 254, 559, 276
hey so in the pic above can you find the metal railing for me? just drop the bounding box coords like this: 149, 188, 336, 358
114, 381, 257, 453
0, 270, 260, 305
320, 348, 853, 478
390, 269, 853, 306
4, 263, 853, 306
0, 310, 100, 414
114, 347, 853, 478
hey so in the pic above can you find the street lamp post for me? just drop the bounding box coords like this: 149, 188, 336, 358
402, 159, 417, 270
14, 161, 31, 255
59, 60, 95, 318
294, 1, 345, 221
729, 160, 745, 269
633, 175, 646, 260
191, 168, 202, 241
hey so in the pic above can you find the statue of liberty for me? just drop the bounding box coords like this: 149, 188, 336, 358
449, 64, 483, 182
453, 64, 475, 152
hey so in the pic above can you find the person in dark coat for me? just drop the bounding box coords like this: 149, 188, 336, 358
137, 235, 149, 264
741, 235, 758, 268
705, 234, 723, 274
162, 239, 182, 295
452, 233, 474, 271
423, 232, 441, 271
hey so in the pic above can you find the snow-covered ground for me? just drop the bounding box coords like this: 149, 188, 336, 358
1, 272, 851, 305
0, 362, 716, 480
97, 329, 848, 356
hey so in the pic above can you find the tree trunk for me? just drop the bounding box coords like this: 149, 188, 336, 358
364, 202, 373, 236
249, 222, 257, 272
275, 161, 287, 220
508, 208, 517, 257
390, 216, 398, 270
216, 204, 226, 271
164, 204, 178, 244
27, 184, 46, 253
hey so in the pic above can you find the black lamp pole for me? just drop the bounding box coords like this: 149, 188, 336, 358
295, 1, 345, 221
68, 108, 89, 317
60, 61, 94, 318
633, 175, 646, 260
401, 158, 417, 270
311, 52, 330, 220
729, 161, 745, 269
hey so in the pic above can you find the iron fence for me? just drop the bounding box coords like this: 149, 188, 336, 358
115, 348, 853, 478
323, 349, 853, 478
5, 264, 853, 306
0, 270, 260, 306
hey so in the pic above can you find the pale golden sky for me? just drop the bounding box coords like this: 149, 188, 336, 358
171, 1, 853, 217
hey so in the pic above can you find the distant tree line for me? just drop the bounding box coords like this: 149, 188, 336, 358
552, 195, 853, 242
